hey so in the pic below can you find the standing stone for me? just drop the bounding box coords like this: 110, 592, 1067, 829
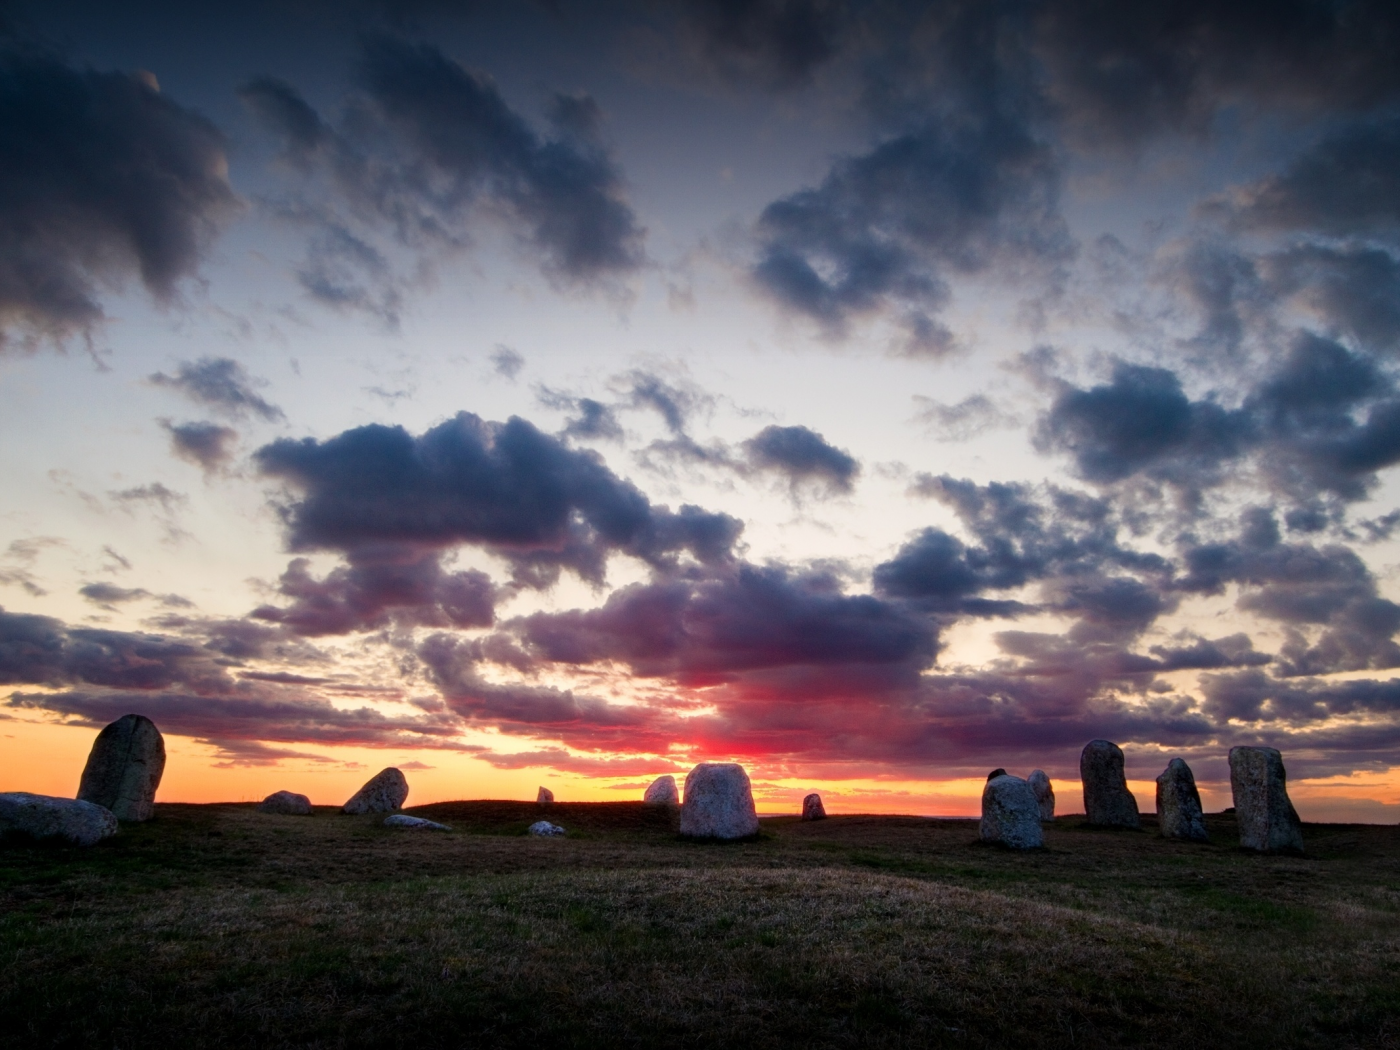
980, 775, 1044, 849
536, 786, 554, 804
76, 714, 165, 822
680, 762, 760, 840
1028, 770, 1055, 821
0, 792, 119, 846
1080, 739, 1141, 828
257, 790, 312, 816
342, 768, 409, 814
1229, 747, 1304, 853
643, 775, 678, 806
801, 793, 826, 821
1156, 759, 1208, 842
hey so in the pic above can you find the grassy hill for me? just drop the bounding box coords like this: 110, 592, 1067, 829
3, 801, 1398, 1047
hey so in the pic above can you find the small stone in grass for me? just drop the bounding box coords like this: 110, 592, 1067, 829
384, 814, 451, 831
529, 820, 566, 837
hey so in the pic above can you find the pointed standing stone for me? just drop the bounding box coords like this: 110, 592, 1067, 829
980, 774, 1043, 849
1229, 747, 1303, 853
536, 786, 554, 804
1156, 759, 1208, 841
680, 762, 759, 839
342, 768, 408, 814
1080, 739, 1140, 828
643, 775, 678, 806
1028, 769, 1055, 821
801, 793, 826, 820
77, 714, 165, 822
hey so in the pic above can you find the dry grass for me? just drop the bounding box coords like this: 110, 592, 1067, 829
3, 803, 1399, 1048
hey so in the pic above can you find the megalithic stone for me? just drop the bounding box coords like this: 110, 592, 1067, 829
980, 774, 1044, 849
643, 775, 679, 806
1229, 747, 1304, 853
801, 793, 826, 820
77, 714, 165, 822
1028, 769, 1055, 821
1080, 739, 1140, 828
1156, 758, 1208, 842
680, 762, 759, 839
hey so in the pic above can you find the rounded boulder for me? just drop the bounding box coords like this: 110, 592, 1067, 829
0, 792, 119, 846
680, 762, 759, 840
643, 775, 679, 806
257, 790, 312, 816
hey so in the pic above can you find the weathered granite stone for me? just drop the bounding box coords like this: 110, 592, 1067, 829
1080, 739, 1141, 828
680, 762, 760, 840
980, 775, 1044, 849
536, 786, 554, 804
1028, 769, 1055, 821
256, 790, 312, 816
0, 792, 118, 846
986, 768, 1008, 781
1229, 747, 1304, 853
801, 793, 826, 821
384, 814, 451, 831
1156, 758, 1208, 842
76, 713, 165, 822
643, 775, 679, 806
342, 768, 409, 814
528, 820, 566, 837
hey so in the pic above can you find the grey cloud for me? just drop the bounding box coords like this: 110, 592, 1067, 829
149, 357, 284, 421
741, 424, 859, 494
912, 393, 1016, 441
490, 345, 525, 379
161, 420, 239, 473
677, 0, 844, 88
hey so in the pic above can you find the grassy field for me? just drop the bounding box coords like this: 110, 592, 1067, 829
3, 801, 1399, 1048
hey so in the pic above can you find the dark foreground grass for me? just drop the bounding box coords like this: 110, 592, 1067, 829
3, 803, 1399, 1048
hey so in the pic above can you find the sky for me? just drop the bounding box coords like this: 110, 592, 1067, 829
4, 0, 1400, 821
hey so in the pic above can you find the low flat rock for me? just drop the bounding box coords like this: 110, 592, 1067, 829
384, 814, 451, 831
680, 762, 760, 839
536, 786, 554, 804
256, 790, 312, 816
1028, 770, 1055, 821
643, 775, 678, 806
76, 714, 165, 822
1080, 739, 1141, 828
980, 775, 1043, 849
0, 792, 118, 846
801, 793, 826, 821
342, 768, 409, 814
1230, 747, 1304, 853
1156, 758, 1208, 842
528, 820, 566, 837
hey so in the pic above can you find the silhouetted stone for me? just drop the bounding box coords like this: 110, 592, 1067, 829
801, 793, 826, 820
77, 714, 165, 822
1229, 747, 1303, 853
643, 775, 678, 806
980, 775, 1043, 849
680, 762, 759, 839
528, 820, 566, 837
1028, 769, 1055, 821
384, 814, 450, 831
1080, 739, 1140, 828
342, 768, 408, 814
536, 786, 554, 804
0, 792, 118, 846
986, 768, 1008, 781
257, 790, 311, 815
1156, 758, 1208, 842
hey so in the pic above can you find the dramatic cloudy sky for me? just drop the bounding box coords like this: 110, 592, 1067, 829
4, 0, 1400, 819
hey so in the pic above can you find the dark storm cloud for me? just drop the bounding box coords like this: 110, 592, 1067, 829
255, 411, 742, 586
161, 420, 239, 474
676, 0, 845, 87
148, 357, 284, 421
0, 46, 237, 347
741, 424, 859, 494
1263, 244, 1400, 354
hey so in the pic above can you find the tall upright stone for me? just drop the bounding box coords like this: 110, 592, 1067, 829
1155, 758, 1208, 842
980, 774, 1043, 849
1229, 747, 1303, 853
77, 714, 165, 822
342, 768, 408, 814
643, 775, 678, 806
536, 786, 554, 804
801, 793, 826, 821
1080, 739, 1140, 828
680, 762, 759, 839
1028, 769, 1055, 821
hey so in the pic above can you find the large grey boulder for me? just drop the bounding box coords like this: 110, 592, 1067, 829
1028, 770, 1055, 821
77, 714, 165, 822
384, 814, 451, 831
0, 792, 118, 846
1229, 747, 1304, 853
1156, 758, 1208, 842
342, 768, 409, 814
1080, 739, 1140, 828
257, 790, 312, 816
680, 762, 760, 840
528, 820, 566, 837
801, 793, 826, 821
536, 786, 554, 804
980, 775, 1044, 849
643, 775, 678, 806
